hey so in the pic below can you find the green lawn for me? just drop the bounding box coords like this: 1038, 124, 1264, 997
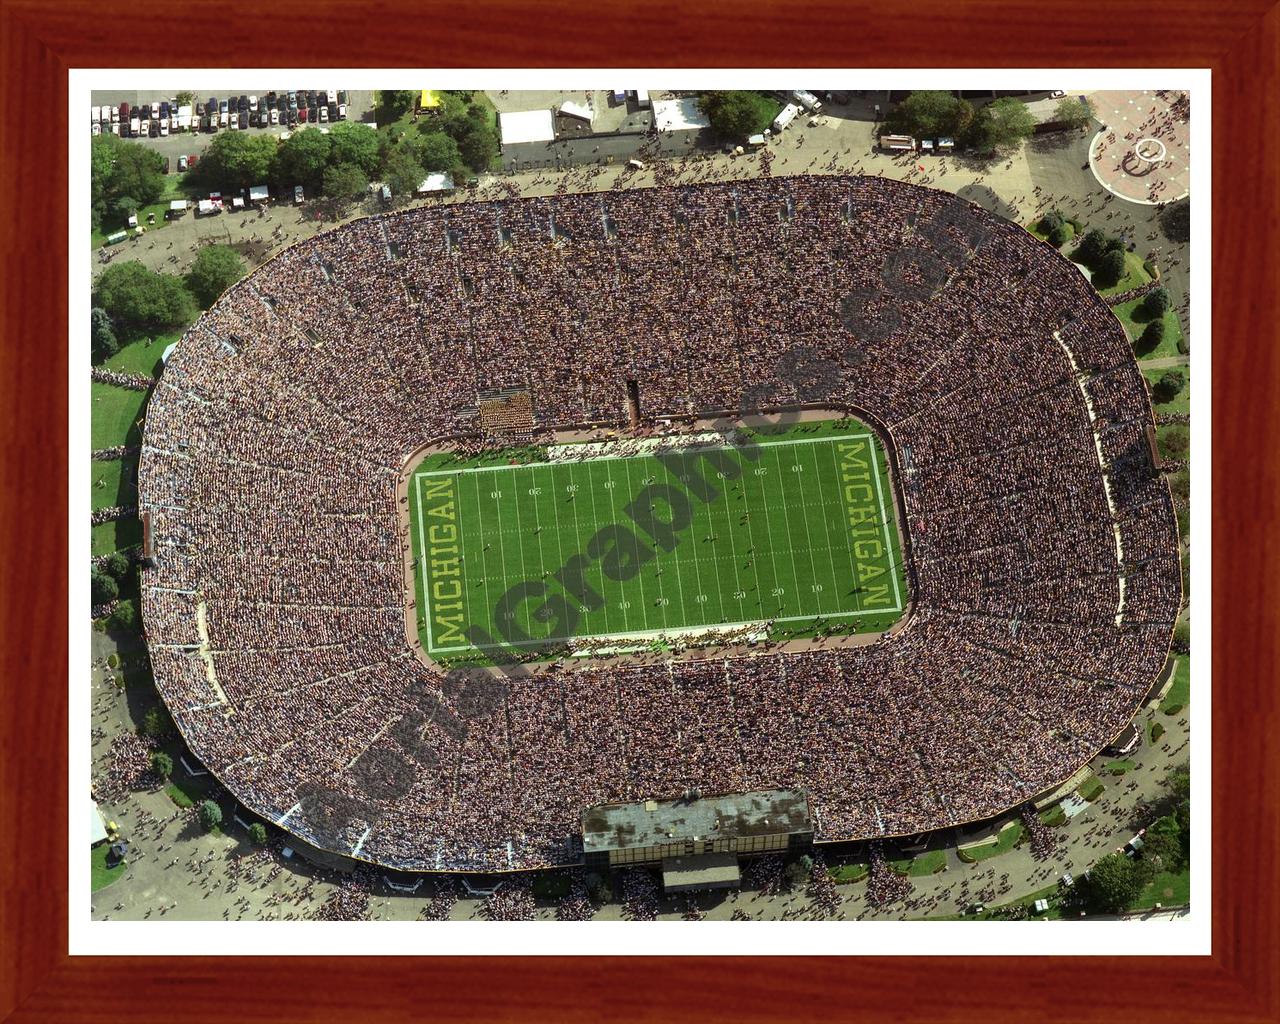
1027, 220, 1075, 248
409, 418, 908, 663
1039, 805, 1067, 827
1077, 773, 1105, 802
1161, 657, 1189, 714
90, 457, 137, 512
1113, 297, 1184, 358
957, 822, 1024, 863
831, 863, 869, 884
1141, 366, 1190, 415
92, 518, 142, 557
890, 849, 948, 876
104, 333, 176, 378
1102, 759, 1136, 776
91, 842, 125, 892
91, 381, 149, 450
1133, 866, 1190, 910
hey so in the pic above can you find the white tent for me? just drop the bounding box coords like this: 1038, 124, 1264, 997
249, 184, 269, 203
417, 172, 455, 194
652, 97, 710, 133
558, 100, 592, 124
90, 800, 108, 845
498, 109, 556, 146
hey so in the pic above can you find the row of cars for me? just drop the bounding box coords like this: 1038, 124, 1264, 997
92, 99, 191, 138
91, 90, 349, 138
196, 90, 349, 132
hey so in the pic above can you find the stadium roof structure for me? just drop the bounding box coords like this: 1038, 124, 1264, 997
498, 108, 556, 146
137, 174, 1180, 873
652, 96, 711, 132
582, 790, 813, 854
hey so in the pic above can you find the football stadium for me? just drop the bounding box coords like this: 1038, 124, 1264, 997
137, 174, 1180, 873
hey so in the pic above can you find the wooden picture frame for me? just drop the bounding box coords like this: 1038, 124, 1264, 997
2, 3, 1276, 1020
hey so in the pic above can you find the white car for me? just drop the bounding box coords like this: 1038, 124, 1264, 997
294, 184, 304, 203
92, 105, 101, 123
338, 103, 346, 120
177, 154, 188, 172
92, 122, 101, 136
111, 105, 120, 122
220, 111, 229, 129
160, 120, 169, 136
319, 105, 328, 122
249, 94, 258, 107
270, 108, 279, 126
150, 102, 159, 118
130, 116, 140, 135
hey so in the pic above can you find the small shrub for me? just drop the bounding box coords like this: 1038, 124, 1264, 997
1151, 723, 1166, 743
198, 800, 223, 832
149, 750, 174, 778
1162, 703, 1183, 716
106, 652, 120, 669
248, 822, 268, 845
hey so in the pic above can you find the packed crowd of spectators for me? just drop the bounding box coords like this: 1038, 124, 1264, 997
137, 174, 1181, 873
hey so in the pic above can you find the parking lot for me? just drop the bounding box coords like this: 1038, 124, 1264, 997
89, 88, 375, 166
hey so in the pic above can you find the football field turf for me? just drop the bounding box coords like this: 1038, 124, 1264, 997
408, 419, 907, 661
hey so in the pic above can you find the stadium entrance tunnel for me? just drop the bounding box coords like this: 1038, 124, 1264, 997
399, 410, 912, 670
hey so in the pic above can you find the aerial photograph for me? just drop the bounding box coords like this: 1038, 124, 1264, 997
87, 84, 1193, 924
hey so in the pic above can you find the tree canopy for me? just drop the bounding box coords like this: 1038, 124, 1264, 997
697, 91, 777, 139
967, 97, 1037, 153
887, 91, 974, 140
435, 97, 499, 173
277, 128, 332, 191
93, 261, 197, 341
198, 800, 223, 832
326, 121, 382, 177
1143, 287, 1171, 317
375, 90, 415, 125
1138, 318, 1167, 352
91, 134, 166, 231
1152, 370, 1185, 404
1096, 247, 1128, 288
1079, 852, 1150, 914
191, 132, 279, 193
322, 162, 370, 203
406, 131, 465, 177
91, 307, 118, 362
1053, 95, 1095, 129
91, 568, 118, 606
150, 751, 174, 779
383, 148, 426, 200
185, 245, 246, 309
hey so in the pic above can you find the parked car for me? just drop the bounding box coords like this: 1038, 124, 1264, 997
130, 115, 140, 135
119, 101, 130, 120
238, 95, 249, 111
220, 111, 229, 128
160, 119, 169, 137
294, 184, 304, 203
162, 156, 170, 173
149, 119, 159, 137
327, 102, 338, 122
338, 103, 347, 120
150, 102, 159, 118
177, 154, 188, 171
319, 104, 328, 122
219, 99, 228, 114
111, 105, 120, 122
239, 111, 248, 130
270, 108, 279, 126
208, 96, 218, 112
91, 121, 101, 136
337, 90, 347, 105
249, 94, 258, 107
160, 100, 169, 118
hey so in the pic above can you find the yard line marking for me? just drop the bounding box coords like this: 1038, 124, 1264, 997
771, 444, 806, 617
415, 473, 434, 653
807, 441, 839, 617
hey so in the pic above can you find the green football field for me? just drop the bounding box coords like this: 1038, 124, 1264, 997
408, 418, 908, 662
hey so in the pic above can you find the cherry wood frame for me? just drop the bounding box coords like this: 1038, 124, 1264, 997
2, 2, 1277, 1020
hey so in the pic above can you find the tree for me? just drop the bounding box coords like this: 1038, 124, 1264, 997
375, 90, 415, 125
176, 91, 194, 107
277, 127, 332, 191
1096, 247, 1128, 288
1079, 852, 1150, 914
322, 162, 369, 202
91, 568, 118, 606
198, 800, 223, 832
1160, 426, 1190, 462
967, 97, 1036, 152
327, 121, 382, 176
887, 90, 974, 139
150, 751, 174, 779
1160, 199, 1190, 243
785, 854, 814, 886
1048, 224, 1071, 248
1138, 318, 1166, 352
696, 91, 777, 139
1074, 228, 1110, 265
1152, 370, 1185, 404
185, 245, 246, 309
94, 261, 197, 341
141, 705, 171, 739
1172, 618, 1190, 654
1053, 95, 1095, 129
248, 822, 268, 845
1037, 209, 1064, 234
192, 132, 279, 193
444, 103, 500, 173
109, 600, 136, 632
407, 131, 464, 175
383, 148, 425, 200
91, 307, 118, 362
1142, 824, 1183, 874
102, 551, 131, 581
1143, 288, 1171, 317
90, 134, 166, 231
